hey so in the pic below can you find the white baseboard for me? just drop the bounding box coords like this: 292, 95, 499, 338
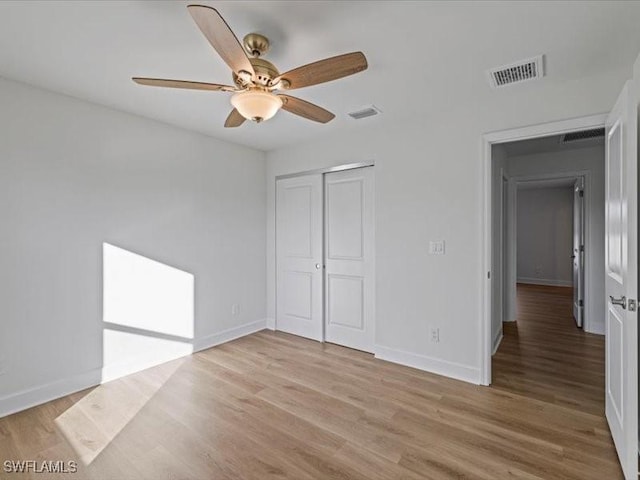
100, 347, 193, 384
0, 368, 102, 419
585, 321, 605, 336
193, 319, 266, 352
517, 277, 572, 287
0, 319, 266, 419
492, 330, 503, 355
374, 345, 480, 385
265, 317, 275, 331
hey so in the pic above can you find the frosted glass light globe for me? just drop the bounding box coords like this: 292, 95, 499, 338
231, 90, 283, 122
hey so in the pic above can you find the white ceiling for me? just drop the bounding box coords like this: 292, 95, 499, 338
1, 1, 639, 151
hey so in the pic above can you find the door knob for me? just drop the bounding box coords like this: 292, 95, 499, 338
610, 295, 627, 309
315, 263, 321, 269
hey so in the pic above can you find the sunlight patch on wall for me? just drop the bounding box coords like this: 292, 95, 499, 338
103, 243, 194, 338
102, 243, 195, 382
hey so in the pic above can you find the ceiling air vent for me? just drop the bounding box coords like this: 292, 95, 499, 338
561, 128, 605, 144
487, 55, 544, 88
347, 105, 381, 120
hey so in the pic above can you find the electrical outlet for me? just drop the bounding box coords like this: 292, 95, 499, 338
231, 304, 240, 316
430, 328, 440, 343
429, 241, 445, 255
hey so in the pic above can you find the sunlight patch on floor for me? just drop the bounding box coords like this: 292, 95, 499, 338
54, 358, 184, 465
54, 244, 197, 465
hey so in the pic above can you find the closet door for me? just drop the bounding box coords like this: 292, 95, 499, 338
324, 167, 375, 352
276, 175, 324, 340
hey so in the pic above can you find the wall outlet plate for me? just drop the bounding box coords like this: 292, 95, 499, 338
430, 328, 440, 343
429, 241, 445, 255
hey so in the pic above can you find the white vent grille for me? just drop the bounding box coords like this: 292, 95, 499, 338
487, 55, 544, 88
348, 105, 381, 120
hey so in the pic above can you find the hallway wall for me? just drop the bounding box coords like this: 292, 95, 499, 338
516, 186, 574, 286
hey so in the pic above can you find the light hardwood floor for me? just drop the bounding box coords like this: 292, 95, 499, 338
0, 283, 622, 479
492, 284, 608, 416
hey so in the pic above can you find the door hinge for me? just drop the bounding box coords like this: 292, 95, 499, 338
628, 299, 637, 312
487, 271, 491, 279
579, 245, 585, 252
579, 300, 584, 307
579, 190, 584, 198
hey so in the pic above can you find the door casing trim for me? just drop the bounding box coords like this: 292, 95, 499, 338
481, 113, 607, 386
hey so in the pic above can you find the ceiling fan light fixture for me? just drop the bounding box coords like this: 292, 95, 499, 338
135, 7, 368, 127
231, 90, 283, 122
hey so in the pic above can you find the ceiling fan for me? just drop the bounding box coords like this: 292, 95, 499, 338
132, 5, 368, 127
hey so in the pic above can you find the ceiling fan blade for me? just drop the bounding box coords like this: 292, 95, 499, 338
278, 52, 368, 90
187, 5, 254, 77
279, 95, 335, 123
132, 77, 235, 91
224, 108, 246, 128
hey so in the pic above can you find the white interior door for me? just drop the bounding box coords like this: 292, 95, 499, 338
572, 178, 585, 327
324, 167, 374, 353
605, 80, 638, 480
276, 174, 323, 341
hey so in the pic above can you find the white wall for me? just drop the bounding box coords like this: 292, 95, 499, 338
516, 186, 574, 286
506, 145, 605, 334
266, 67, 625, 383
0, 78, 267, 416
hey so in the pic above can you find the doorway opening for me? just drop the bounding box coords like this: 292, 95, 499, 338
488, 124, 606, 388
512, 173, 588, 324
481, 114, 607, 386
485, 116, 614, 445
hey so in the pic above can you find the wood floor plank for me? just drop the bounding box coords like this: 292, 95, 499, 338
0, 283, 623, 479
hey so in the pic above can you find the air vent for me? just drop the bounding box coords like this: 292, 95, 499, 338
561, 128, 605, 144
347, 105, 381, 120
487, 55, 544, 88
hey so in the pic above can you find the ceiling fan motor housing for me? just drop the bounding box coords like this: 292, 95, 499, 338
233, 57, 280, 88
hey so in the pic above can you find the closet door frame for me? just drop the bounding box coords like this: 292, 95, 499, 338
275, 161, 375, 345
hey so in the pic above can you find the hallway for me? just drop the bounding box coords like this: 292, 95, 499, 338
492, 283, 621, 475
492, 284, 605, 414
